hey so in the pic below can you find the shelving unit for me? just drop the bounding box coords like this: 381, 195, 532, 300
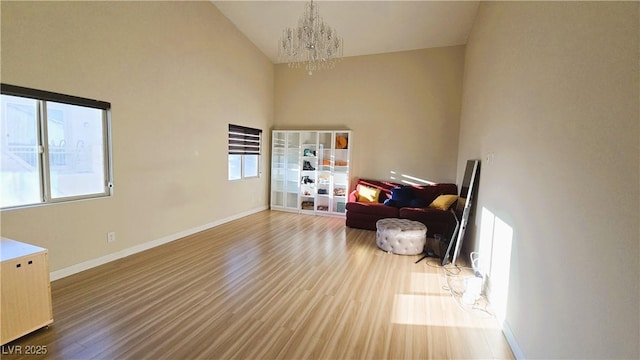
270, 130, 351, 216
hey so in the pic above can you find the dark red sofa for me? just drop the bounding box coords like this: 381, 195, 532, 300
345, 178, 458, 238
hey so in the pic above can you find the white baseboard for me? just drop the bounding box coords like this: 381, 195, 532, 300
502, 319, 525, 360
50, 206, 268, 281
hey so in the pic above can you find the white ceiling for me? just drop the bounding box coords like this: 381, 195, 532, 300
213, 1, 480, 63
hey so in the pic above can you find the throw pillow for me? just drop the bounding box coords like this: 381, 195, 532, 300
409, 198, 428, 208
429, 194, 458, 211
384, 199, 397, 207
357, 185, 380, 203
390, 186, 414, 207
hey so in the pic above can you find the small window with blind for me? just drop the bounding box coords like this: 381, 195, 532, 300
228, 124, 262, 181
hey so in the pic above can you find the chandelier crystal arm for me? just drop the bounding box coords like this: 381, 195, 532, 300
278, 0, 343, 75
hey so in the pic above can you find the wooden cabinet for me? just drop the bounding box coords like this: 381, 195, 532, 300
1, 238, 53, 345
271, 130, 351, 216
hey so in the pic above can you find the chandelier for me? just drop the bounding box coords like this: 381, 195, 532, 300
278, 0, 343, 75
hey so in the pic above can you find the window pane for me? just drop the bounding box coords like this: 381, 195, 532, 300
46, 102, 106, 199
228, 155, 241, 181
244, 155, 259, 178
0, 95, 42, 207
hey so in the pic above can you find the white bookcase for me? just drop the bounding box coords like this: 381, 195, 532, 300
271, 130, 351, 216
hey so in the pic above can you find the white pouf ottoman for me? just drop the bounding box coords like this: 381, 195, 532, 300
376, 218, 427, 255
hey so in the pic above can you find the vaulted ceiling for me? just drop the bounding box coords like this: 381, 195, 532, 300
213, 1, 480, 63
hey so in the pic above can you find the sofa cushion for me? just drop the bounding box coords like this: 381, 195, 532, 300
429, 194, 458, 211
409, 198, 428, 207
346, 201, 399, 217
345, 212, 388, 231
357, 185, 381, 203
386, 197, 428, 208
412, 184, 458, 204
399, 207, 455, 224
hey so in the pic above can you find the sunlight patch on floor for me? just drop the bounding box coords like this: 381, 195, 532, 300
391, 266, 504, 330
392, 294, 444, 326
410, 272, 444, 294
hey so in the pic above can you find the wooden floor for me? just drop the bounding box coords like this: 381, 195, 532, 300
2, 211, 513, 359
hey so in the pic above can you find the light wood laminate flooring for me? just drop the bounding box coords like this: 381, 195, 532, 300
2, 211, 513, 359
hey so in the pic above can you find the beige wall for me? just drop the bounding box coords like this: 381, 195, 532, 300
459, 2, 639, 358
275, 47, 464, 186
0, 1, 274, 272
6, 2, 638, 358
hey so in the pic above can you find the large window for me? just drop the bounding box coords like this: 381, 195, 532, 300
228, 124, 261, 181
1, 84, 112, 209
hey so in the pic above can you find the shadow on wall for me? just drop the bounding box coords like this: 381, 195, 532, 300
478, 206, 514, 323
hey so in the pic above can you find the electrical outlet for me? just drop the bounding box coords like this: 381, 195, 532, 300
107, 232, 116, 243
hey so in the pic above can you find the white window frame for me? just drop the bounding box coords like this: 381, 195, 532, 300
0, 84, 113, 210
228, 124, 262, 181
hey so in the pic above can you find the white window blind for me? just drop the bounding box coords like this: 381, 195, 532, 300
228, 124, 262, 156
